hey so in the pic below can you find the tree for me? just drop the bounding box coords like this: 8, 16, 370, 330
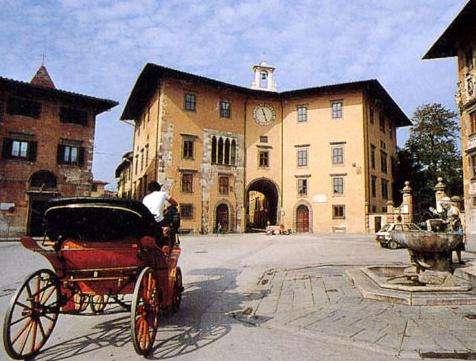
399, 103, 462, 221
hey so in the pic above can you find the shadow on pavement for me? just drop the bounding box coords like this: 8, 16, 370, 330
31, 267, 263, 360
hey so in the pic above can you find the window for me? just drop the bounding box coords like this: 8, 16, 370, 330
331, 100, 343, 119
297, 149, 308, 167
259, 151, 269, 167
369, 106, 374, 124
371, 175, 377, 197
371, 205, 377, 213
381, 179, 389, 199
145, 146, 149, 166
333, 177, 344, 195
184, 92, 196, 111
60, 107, 88, 126
260, 71, 268, 88
212, 136, 236, 166
297, 178, 307, 196
470, 112, 476, 134
332, 147, 344, 165
7, 97, 41, 118
389, 123, 393, 139
180, 204, 193, 219
57, 144, 84, 166
2, 138, 37, 161
370, 144, 376, 169
379, 113, 385, 133
332, 205, 345, 219
259, 136, 268, 143
471, 154, 476, 177
134, 155, 138, 175
297, 105, 308, 122
219, 176, 229, 195
140, 149, 144, 171
183, 140, 194, 159
220, 100, 230, 118
380, 151, 387, 173
380, 141, 386, 150
181, 173, 193, 193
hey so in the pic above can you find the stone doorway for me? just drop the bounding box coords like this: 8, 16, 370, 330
215, 203, 229, 232
296, 205, 310, 233
246, 178, 279, 231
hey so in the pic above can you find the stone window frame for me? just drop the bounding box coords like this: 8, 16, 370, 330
381, 178, 389, 200
219, 99, 231, 118
297, 178, 308, 196
332, 176, 344, 195
331, 100, 343, 119
57, 139, 84, 166
296, 148, 308, 167
258, 150, 269, 168
297, 104, 308, 122
218, 175, 230, 195
331, 146, 344, 165
470, 111, 476, 135
184, 92, 196, 112
181, 172, 194, 193
370, 144, 376, 169
470, 153, 476, 178
180, 203, 194, 219
380, 150, 388, 173
371, 175, 377, 198
332, 204, 345, 219
369, 105, 374, 124
211, 135, 236, 166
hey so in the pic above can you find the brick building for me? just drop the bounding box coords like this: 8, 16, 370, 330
423, 0, 476, 251
120, 62, 410, 234
0, 65, 117, 237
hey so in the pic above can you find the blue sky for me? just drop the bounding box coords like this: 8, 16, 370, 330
0, 0, 467, 188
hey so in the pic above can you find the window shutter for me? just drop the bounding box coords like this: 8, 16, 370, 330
57, 144, 65, 164
78, 147, 85, 167
2, 138, 13, 159
28, 141, 37, 161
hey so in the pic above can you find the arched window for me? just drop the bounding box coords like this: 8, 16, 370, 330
230, 139, 236, 165
211, 136, 217, 164
224, 138, 230, 165
217, 137, 224, 164
260, 71, 268, 88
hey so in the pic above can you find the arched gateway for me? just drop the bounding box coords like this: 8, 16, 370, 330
246, 178, 279, 231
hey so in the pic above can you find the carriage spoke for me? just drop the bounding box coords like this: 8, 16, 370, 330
38, 318, 47, 339
10, 315, 30, 327
41, 286, 56, 305
11, 319, 33, 345
30, 319, 38, 353
18, 320, 33, 355
15, 301, 34, 311
25, 283, 33, 301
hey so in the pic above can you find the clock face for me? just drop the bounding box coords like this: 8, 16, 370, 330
253, 104, 276, 126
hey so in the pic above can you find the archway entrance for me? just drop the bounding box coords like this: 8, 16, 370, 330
27, 170, 59, 237
215, 204, 229, 233
296, 205, 310, 233
246, 178, 279, 231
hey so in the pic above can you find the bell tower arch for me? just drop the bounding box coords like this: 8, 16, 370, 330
251, 61, 277, 91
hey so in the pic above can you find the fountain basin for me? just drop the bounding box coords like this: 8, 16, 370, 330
391, 230, 463, 253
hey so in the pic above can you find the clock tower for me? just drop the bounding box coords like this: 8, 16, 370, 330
251, 61, 277, 91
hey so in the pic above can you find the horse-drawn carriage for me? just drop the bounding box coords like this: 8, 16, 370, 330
2, 197, 183, 359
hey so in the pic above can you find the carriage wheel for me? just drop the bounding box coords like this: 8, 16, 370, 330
90, 295, 109, 313
130, 267, 159, 355
3, 269, 60, 360
73, 293, 89, 313
171, 267, 183, 313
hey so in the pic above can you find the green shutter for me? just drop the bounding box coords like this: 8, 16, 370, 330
28, 141, 37, 161
57, 144, 65, 164
2, 138, 13, 159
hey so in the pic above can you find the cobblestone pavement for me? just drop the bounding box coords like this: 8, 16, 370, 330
246, 265, 476, 359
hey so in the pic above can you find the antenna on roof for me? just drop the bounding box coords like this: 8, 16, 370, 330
41, 52, 46, 66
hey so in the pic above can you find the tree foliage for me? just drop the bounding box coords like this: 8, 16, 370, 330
394, 103, 462, 222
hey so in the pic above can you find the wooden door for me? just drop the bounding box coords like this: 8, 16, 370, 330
296, 205, 309, 233
216, 204, 229, 232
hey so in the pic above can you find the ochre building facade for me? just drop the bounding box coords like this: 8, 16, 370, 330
120, 62, 410, 234
423, 0, 476, 251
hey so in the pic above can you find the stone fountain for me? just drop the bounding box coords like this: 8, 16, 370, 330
347, 179, 476, 305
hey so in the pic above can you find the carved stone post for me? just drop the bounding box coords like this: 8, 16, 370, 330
434, 177, 448, 213
386, 200, 395, 224
402, 181, 413, 223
